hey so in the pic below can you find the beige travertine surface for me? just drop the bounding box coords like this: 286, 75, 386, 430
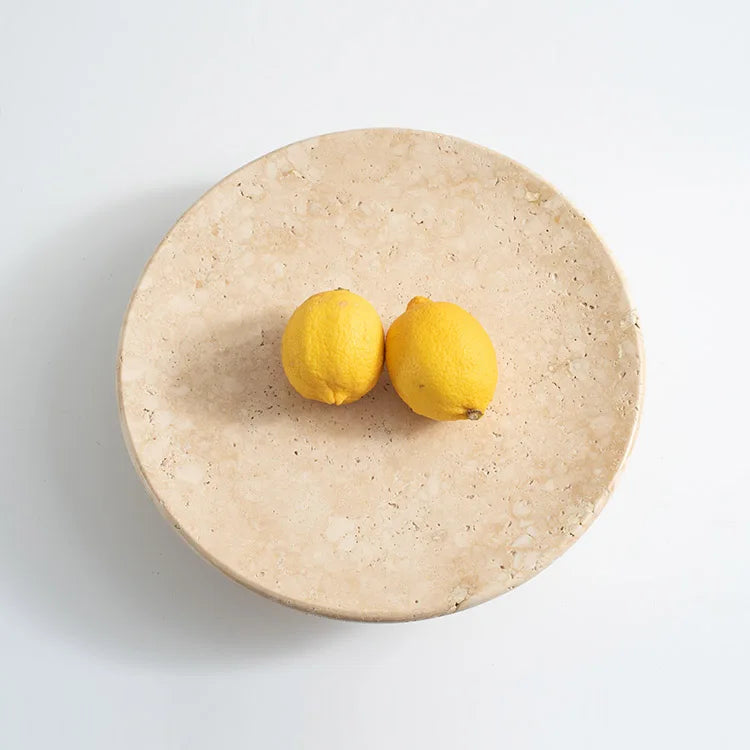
118, 129, 643, 621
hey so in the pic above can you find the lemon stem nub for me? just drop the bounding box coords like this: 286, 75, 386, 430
466, 409, 483, 420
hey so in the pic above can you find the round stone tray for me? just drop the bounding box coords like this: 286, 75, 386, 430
118, 129, 643, 621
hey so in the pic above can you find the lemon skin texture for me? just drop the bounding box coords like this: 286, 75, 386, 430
386, 296, 498, 421
282, 289, 385, 405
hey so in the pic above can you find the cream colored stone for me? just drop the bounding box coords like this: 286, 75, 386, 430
117, 129, 643, 621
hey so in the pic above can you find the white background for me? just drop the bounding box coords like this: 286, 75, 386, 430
1, 1, 748, 747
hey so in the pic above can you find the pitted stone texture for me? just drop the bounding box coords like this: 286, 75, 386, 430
118, 129, 643, 621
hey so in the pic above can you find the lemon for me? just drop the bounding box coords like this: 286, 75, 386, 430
386, 296, 498, 421
282, 289, 384, 405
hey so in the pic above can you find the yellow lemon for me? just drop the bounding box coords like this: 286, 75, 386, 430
282, 289, 384, 405
386, 296, 498, 421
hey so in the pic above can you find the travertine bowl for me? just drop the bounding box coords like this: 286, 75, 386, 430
118, 129, 643, 621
